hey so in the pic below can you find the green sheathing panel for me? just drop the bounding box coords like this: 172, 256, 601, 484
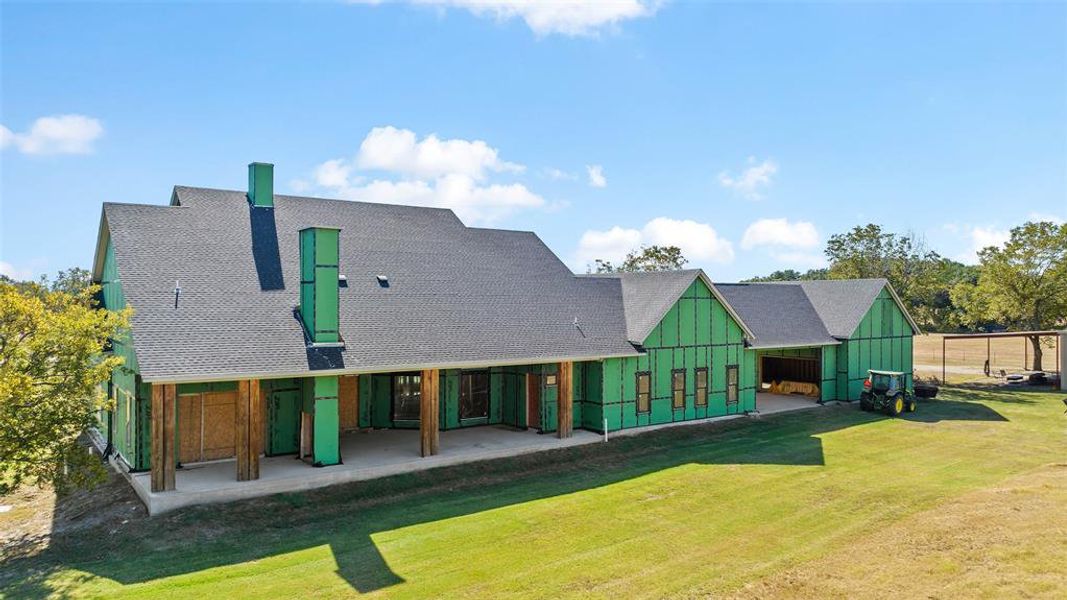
537, 363, 560, 433
303, 376, 340, 466
101, 239, 151, 470
820, 345, 838, 402
265, 379, 302, 456
840, 287, 915, 400
596, 278, 753, 433
299, 228, 340, 344
247, 162, 274, 207
582, 361, 604, 431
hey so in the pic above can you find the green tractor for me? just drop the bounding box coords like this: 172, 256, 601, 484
859, 370, 917, 417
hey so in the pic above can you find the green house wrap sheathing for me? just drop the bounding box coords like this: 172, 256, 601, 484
595, 278, 755, 433
303, 376, 340, 466
837, 287, 914, 400
265, 379, 302, 456
100, 239, 151, 471
299, 227, 340, 344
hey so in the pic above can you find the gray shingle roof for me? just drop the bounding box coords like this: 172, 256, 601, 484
717, 278, 916, 349
585, 270, 701, 342
582, 270, 756, 344
715, 283, 839, 348
99, 186, 639, 382
793, 279, 892, 338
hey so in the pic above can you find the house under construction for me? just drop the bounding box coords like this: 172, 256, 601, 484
92, 163, 919, 513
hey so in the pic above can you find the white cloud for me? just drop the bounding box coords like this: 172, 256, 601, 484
718, 156, 777, 199
299, 126, 545, 225
945, 224, 1010, 264
1, 114, 103, 155
575, 217, 734, 267
0, 260, 36, 281
969, 226, 1009, 258
586, 164, 606, 188
360, 0, 661, 37
575, 226, 644, 266
740, 218, 820, 250
356, 125, 523, 181
313, 159, 354, 188
543, 167, 577, 181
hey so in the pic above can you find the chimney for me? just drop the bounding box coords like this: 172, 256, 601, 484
248, 162, 274, 208
299, 227, 341, 344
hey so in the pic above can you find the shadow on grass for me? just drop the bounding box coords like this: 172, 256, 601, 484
1, 398, 1008, 598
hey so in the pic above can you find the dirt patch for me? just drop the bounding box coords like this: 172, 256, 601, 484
729, 464, 1067, 599
0, 468, 146, 562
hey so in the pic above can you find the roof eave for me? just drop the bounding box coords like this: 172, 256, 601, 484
138, 350, 643, 385
747, 341, 841, 350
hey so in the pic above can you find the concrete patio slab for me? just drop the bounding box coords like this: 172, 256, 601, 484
756, 392, 826, 414
122, 398, 834, 515
128, 426, 602, 515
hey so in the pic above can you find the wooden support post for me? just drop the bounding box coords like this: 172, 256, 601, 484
236, 380, 249, 481
150, 383, 176, 492
942, 336, 946, 384
420, 369, 440, 457
558, 361, 573, 439
250, 379, 262, 480
235, 379, 262, 482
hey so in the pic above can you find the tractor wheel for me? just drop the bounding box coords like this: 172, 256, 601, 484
885, 395, 904, 417
907, 398, 917, 413
859, 392, 873, 411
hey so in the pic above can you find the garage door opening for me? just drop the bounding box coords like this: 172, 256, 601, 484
758, 355, 821, 413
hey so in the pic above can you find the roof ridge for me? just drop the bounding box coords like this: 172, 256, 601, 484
173, 185, 460, 215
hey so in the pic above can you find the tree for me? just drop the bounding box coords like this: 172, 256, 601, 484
825, 224, 942, 307
0, 280, 129, 494
742, 268, 829, 282
50, 267, 93, 295
952, 221, 1067, 370
592, 245, 688, 273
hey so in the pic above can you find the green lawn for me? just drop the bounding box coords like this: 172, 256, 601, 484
3, 387, 1065, 599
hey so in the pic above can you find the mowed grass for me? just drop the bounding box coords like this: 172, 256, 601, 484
2, 387, 1065, 599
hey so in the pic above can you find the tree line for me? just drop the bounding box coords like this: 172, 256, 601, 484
595, 221, 1067, 369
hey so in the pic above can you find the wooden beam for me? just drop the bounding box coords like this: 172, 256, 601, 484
236, 380, 249, 481
558, 361, 573, 439
151, 383, 177, 492
420, 369, 440, 457
249, 379, 262, 480
150, 384, 164, 492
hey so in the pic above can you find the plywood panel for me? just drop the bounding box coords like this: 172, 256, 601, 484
202, 391, 236, 461
339, 375, 359, 431
178, 394, 202, 464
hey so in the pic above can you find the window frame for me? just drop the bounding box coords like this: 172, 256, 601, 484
671, 369, 686, 409
695, 367, 708, 407
459, 370, 490, 421
636, 371, 651, 414
726, 365, 739, 405
392, 373, 422, 422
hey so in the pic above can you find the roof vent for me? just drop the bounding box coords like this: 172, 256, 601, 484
376, 275, 389, 288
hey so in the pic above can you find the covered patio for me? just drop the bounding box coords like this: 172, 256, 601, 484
129, 425, 601, 515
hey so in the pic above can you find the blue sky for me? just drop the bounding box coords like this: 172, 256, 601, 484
2, 1, 1065, 282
